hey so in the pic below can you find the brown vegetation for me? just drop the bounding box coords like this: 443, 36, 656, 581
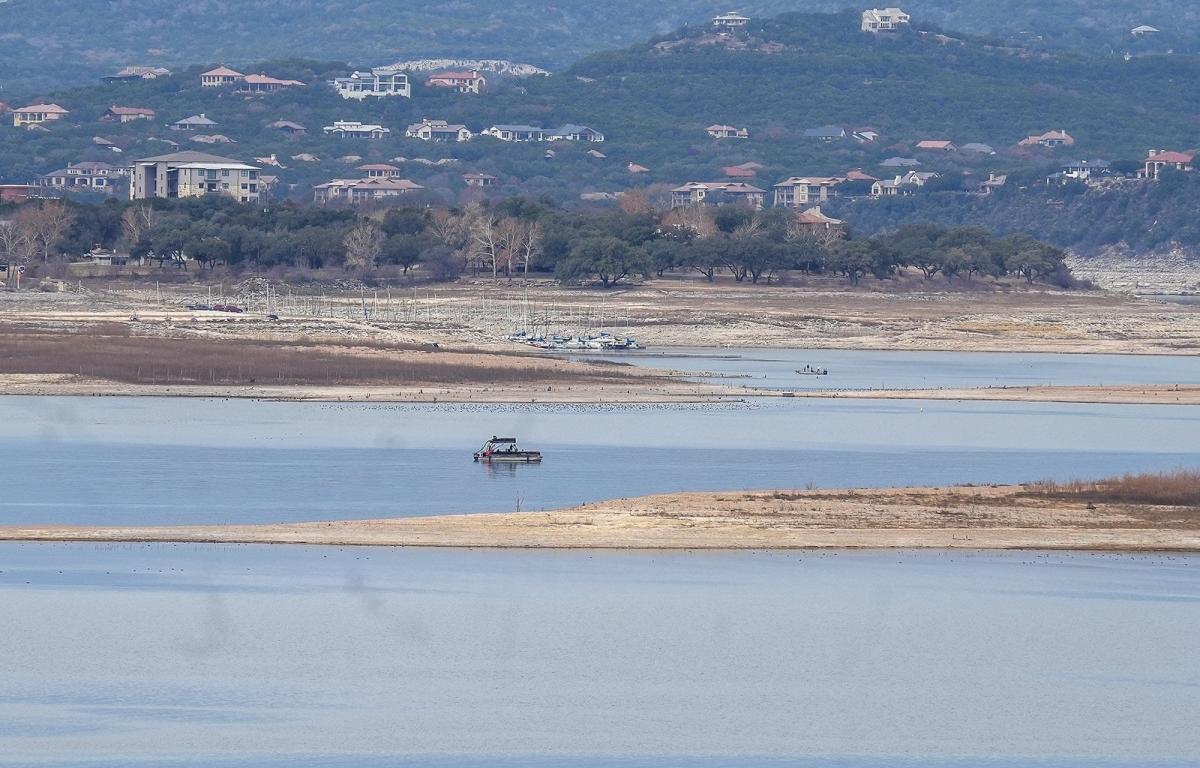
1028, 469, 1200, 508
0, 321, 641, 387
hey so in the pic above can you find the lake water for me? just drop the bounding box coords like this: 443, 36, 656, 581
0, 396, 1197, 525
1, 544, 1197, 766
568, 347, 1200, 392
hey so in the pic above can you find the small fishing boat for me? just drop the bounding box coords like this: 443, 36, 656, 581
795, 365, 829, 376
473, 436, 543, 463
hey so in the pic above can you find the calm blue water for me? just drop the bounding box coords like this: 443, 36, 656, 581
569, 347, 1200, 392
0, 397, 1197, 524
1, 545, 1197, 765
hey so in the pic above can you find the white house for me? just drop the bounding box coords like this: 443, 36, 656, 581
671, 181, 766, 209
405, 119, 473, 142
712, 11, 750, 29
332, 69, 411, 100
773, 177, 842, 208
861, 8, 910, 32
323, 121, 390, 139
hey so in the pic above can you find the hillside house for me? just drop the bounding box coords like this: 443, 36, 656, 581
546, 124, 605, 142
773, 177, 842, 208
870, 170, 937, 197
789, 206, 845, 235
266, 120, 307, 135
332, 69, 411, 100
460, 171, 494, 187
323, 121, 390, 139
1142, 150, 1195, 179
200, 66, 245, 87
130, 151, 261, 202
464, 172, 498, 187
587, 149, 607, 159
313, 177, 424, 204
483, 125, 546, 142
707, 124, 749, 139
627, 163, 650, 174
916, 140, 956, 152
1131, 25, 1160, 36
804, 125, 846, 142
171, 114, 217, 131
712, 11, 750, 29
852, 128, 881, 143
357, 163, 402, 179
880, 156, 921, 168
844, 169, 878, 182
979, 173, 1008, 195
671, 181, 766, 209
38, 162, 123, 194
102, 106, 155, 123
1051, 159, 1111, 183
425, 71, 486, 94
862, 8, 910, 32
13, 104, 69, 127
1019, 130, 1074, 148
961, 142, 996, 155
239, 74, 305, 93
103, 66, 172, 82
405, 119, 473, 142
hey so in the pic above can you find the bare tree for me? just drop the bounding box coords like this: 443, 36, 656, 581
17, 202, 75, 262
469, 214, 506, 278
514, 220, 542, 276
343, 220, 385, 269
121, 205, 158, 250
661, 206, 717, 240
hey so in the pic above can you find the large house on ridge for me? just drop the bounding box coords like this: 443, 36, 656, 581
332, 69, 411, 99
671, 181, 766, 209
130, 151, 261, 202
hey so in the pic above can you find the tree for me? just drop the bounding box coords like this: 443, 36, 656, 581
0, 219, 34, 269
16, 201, 75, 262
381, 234, 424, 275
828, 240, 876, 285
556, 236, 650, 288
343, 220, 385, 269
120, 205, 158, 250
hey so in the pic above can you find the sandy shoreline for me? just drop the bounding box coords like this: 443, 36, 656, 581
792, 384, 1200, 405
4, 486, 1196, 551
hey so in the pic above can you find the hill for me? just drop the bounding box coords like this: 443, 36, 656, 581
1, 0, 1199, 93
2, 11, 1198, 221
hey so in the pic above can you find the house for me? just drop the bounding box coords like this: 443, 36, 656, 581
103, 66, 172, 82
13, 104, 69, 128
313, 177, 424, 204
425, 70, 486, 94
628, 163, 650, 174
323, 121, 390, 139
979, 173, 1008, 194
255, 154, 286, 168
880, 156, 921, 168
1055, 159, 1111, 182
192, 134, 235, 145
239, 74, 305, 93
861, 8, 911, 32
357, 163, 402, 179
292, 153, 321, 163
482, 124, 546, 142
773, 177, 842, 208
171, 114, 217, 131
405, 119, 472, 142
851, 128, 881, 143
546, 124, 605, 142
266, 120, 307, 135
464, 172, 498, 187
1142, 150, 1195, 179
870, 171, 937, 197
707, 124, 749, 140
1131, 25, 1160, 36
723, 165, 757, 179
1019, 130, 1074, 148
788, 206, 845, 234
916, 140, 956, 152
712, 11, 750, 29
961, 142, 996, 155
844, 169, 878, 182
670, 181, 766, 209
101, 106, 155, 123
200, 66, 244, 87
332, 68, 411, 100
129, 151, 261, 202
587, 149, 607, 159
804, 125, 846, 142
38, 162, 123, 194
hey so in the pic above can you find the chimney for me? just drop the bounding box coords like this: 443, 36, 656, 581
1148, 149, 1159, 157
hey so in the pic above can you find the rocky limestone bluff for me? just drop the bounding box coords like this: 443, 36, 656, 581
383, 59, 551, 77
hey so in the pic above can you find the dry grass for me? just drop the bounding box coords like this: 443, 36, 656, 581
1028, 469, 1200, 508
0, 322, 639, 388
